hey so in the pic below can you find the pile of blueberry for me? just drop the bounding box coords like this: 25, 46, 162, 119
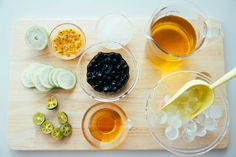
87, 52, 129, 93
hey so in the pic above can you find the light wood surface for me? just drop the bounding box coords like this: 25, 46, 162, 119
8, 19, 229, 150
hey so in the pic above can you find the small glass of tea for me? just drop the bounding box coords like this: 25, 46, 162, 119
82, 102, 132, 149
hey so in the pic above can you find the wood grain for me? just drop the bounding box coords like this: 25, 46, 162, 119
8, 19, 229, 150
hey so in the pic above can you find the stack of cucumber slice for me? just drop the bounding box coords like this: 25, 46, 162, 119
21, 63, 77, 92
32, 96, 72, 140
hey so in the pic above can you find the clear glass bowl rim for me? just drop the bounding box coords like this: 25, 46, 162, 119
48, 22, 86, 60
81, 102, 130, 149
77, 41, 139, 102
145, 70, 230, 156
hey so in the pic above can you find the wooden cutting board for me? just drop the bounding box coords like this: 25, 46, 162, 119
8, 19, 229, 150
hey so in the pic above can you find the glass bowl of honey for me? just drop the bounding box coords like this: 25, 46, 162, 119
77, 41, 139, 102
49, 23, 86, 60
145, 71, 229, 156
82, 102, 132, 149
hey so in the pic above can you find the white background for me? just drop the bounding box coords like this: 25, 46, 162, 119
0, 0, 236, 156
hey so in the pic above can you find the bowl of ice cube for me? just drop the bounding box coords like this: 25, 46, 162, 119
145, 71, 229, 156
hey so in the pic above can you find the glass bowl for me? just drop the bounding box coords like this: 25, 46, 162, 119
82, 102, 132, 149
48, 23, 86, 60
145, 71, 229, 156
96, 14, 133, 47
77, 41, 139, 102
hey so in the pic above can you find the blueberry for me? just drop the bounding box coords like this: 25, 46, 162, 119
103, 86, 110, 92
115, 75, 120, 80
87, 51, 130, 94
93, 85, 103, 92
102, 74, 107, 79
96, 72, 102, 77
112, 58, 117, 62
87, 77, 93, 84
87, 72, 92, 77
116, 64, 121, 70
122, 64, 128, 70
107, 57, 112, 62
116, 82, 122, 88
104, 66, 113, 75
111, 80, 116, 86
112, 86, 117, 92
114, 53, 122, 59
111, 70, 116, 75
101, 64, 109, 72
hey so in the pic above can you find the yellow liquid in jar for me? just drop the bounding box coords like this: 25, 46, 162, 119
151, 15, 197, 56
88, 108, 123, 142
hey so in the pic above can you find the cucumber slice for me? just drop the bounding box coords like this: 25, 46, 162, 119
35, 75, 51, 92
31, 65, 51, 92
45, 96, 58, 110
48, 69, 56, 87
60, 123, 72, 137
41, 121, 54, 134
57, 111, 68, 124
51, 128, 63, 140
30, 63, 45, 85
21, 63, 49, 89
32, 112, 45, 126
52, 68, 64, 87
57, 71, 77, 90
25, 26, 48, 51
21, 69, 34, 88
39, 66, 54, 88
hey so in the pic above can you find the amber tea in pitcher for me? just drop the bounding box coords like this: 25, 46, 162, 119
145, 4, 208, 71
151, 15, 197, 56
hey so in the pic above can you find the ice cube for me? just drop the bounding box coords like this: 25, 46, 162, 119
183, 128, 196, 143
168, 115, 182, 128
166, 105, 178, 116
165, 127, 179, 140
156, 111, 168, 125
195, 124, 207, 137
183, 120, 197, 132
194, 113, 207, 124
204, 117, 217, 131
208, 105, 222, 119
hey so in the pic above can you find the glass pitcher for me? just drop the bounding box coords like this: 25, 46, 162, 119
145, 1, 221, 71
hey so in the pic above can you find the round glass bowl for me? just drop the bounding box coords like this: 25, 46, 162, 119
145, 71, 229, 156
48, 23, 86, 60
77, 41, 139, 102
82, 102, 132, 149
96, 14, 133, 48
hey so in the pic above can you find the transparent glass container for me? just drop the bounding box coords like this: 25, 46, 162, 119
145, 71, 229, 156
145, 1, 221, 71
77, 41, 139, 102
49, 23, 86, 60
82, 102, 132, 149
96, 14, 133, 47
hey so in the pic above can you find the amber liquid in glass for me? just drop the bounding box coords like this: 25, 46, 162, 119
88, 108, 123, 142
151, 15, 197, 56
